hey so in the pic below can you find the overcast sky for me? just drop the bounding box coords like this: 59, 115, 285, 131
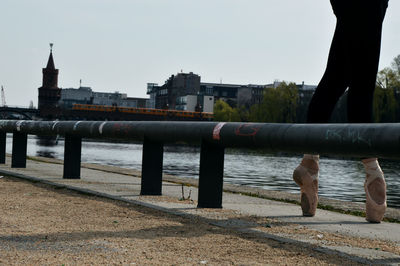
0, 0, 399, 106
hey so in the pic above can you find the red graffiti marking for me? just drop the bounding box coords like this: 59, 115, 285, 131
112, 123, 131, 135
235, 124, 261, 137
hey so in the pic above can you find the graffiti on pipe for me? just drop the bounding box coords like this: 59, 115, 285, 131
235, 124, 261, 138
325, 129, 372, 147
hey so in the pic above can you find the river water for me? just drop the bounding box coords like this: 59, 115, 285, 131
6, 135, 400, 208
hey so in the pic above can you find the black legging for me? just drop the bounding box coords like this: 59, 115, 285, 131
307, 0, 389, 123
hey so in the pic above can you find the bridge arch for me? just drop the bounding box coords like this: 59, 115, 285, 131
0, 109, 33, 120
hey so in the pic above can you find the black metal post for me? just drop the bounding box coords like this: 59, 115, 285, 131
0, 132, 6, 164
63, 134, 82, 179
140, 137, 163, 195
11, 132, 27, 168
198, 140, 225, 208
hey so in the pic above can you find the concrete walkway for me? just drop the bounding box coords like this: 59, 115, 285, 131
1, 155, 400, 265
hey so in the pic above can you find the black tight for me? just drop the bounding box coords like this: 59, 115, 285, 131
307, 0, 388, 123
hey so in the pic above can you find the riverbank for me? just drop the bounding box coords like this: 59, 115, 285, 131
0, 155, 400, 264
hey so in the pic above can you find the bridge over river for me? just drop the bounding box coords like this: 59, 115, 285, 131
0, 106, 39, 120
0, 105, 212, 121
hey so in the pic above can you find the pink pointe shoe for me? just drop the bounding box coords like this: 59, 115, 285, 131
293, 156, 319, 217
363, 158, 387, 223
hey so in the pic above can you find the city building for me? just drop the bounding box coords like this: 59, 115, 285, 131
147, 72, 265, 113
59, 86, 92, 108
296, 82, 318, 122
200, 83, 263, 108
153, 72, 201, 110
59, 87, 148, 109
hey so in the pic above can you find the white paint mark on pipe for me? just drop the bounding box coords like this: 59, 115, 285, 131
73, 121, 82, 131
16, 120, 25, 132
52, 121, 59, 130
99, 121, 107, 134
213, 122, 226, 140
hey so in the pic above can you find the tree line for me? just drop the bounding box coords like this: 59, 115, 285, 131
214, 55, 400, 123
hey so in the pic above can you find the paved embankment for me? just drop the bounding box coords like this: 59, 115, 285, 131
0, 155, 399, 265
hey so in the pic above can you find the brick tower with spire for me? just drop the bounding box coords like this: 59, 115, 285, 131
38, 44, 61, 118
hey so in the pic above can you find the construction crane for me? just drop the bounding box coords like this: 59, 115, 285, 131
1, 86, 6, 107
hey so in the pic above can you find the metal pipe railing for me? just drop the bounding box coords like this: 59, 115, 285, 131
1, 120, 400, 157
1, 120, 400, 208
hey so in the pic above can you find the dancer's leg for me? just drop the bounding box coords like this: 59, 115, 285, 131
307, 18, 350, 123
295, 6, 350, 216
346, 0, 388, 123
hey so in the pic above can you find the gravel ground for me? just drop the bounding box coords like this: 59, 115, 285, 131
0, 176, 362, 265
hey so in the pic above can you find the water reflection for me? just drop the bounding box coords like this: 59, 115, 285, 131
35, 136, 59, 158
4, 134, 400, 208
36, 150, 56, 158
36, 136, 59, 147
